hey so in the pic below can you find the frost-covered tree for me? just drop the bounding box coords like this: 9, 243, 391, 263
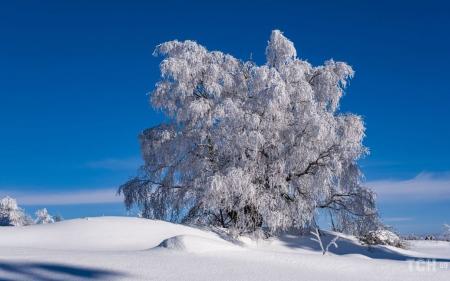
120, 30, 379, 235
443, 224, 450, 241
35, 208, 55, 224
0, 196, 28, 226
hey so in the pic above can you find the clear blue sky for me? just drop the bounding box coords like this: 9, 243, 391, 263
1, 0, 449, 234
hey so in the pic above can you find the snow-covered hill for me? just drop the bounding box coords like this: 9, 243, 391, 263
0, 217, 449, 280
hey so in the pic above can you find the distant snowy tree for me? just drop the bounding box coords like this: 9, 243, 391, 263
35, 208, 55, 224
0, 196, 28, 226
119, 30, 379, 235
53, 214, 63, 222
443, 224, 450, 241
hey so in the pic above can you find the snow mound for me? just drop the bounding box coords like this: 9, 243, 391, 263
158, 234, 239, 253
0, 216, 230, 251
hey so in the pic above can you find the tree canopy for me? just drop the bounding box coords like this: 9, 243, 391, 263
120, 30, 378, 235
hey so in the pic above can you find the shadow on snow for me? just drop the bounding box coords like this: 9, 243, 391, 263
0, 261, 126, 281
277, 231, 450, 262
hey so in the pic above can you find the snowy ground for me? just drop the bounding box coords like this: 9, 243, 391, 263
0, 217, 449, 281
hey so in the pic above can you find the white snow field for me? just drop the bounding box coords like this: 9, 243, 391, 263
0, 217, 449, 281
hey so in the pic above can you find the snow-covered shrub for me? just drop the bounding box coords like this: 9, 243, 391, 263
425, 235, 436, 240
35, 208, 55, 224
119, 30, 379, 235
53, 214, 63, 222
360, 229, 403, 248
0, 196, 28, 226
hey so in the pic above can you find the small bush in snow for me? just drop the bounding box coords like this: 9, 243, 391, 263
53, 214, 63, 222
360, 229, 403, 248
424, 235, 436, 240
35, 208, 55, 224
0, 196, 28, 226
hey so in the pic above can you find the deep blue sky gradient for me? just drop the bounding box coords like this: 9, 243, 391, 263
1, 0, 449, 234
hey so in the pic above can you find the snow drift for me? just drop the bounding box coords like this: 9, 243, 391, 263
157, 235, 240, 253
0, 217, 449, 281
0, 216, 226, 251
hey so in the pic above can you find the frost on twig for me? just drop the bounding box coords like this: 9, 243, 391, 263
310, 227, 339, 255
326, 235, 339, 253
